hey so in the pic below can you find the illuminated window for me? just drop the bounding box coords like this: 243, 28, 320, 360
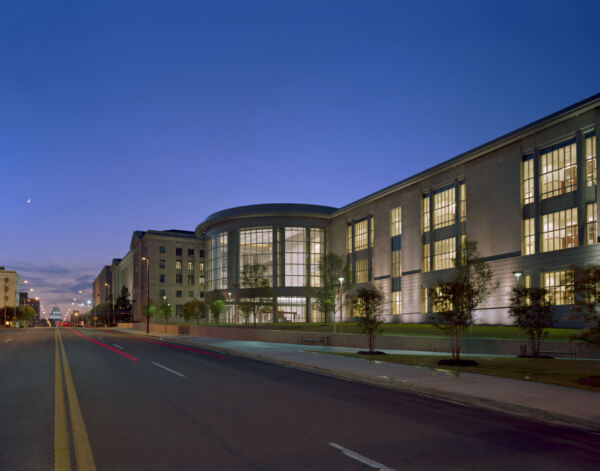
391, 291, 401, 315
390, 207, 402, 237
346, 224, 352, 254
587, 203, 597, 245
542, 270, 573, 305
285, 227, 306, 287
586, 132, 596, 187
277, 297, 306, 323
433, 237, 455, 271
459, 182, 466, 222
432, 286, 452, 312
522, 156, 534, 205
422, 243, 430, 273
187, 261, 193, 270
206, 232, 228, 291
522, 218, 535, 255
421, 288, 428, 313
355, 259, 368, 284
175, 260, 182, 270
198, 276, 205, 286
370, 217, 374, 248
310, 228, 324, 287
198, 262, 204, 272
354, 220, 369, 251
433, 186, 455, 229
391, 249, 401, 278
541, 208, 578, 252
539, 139, 577, 199
239, 227, 273, 286
422, 195, 430, 233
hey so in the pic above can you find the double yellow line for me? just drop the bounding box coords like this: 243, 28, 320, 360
54, 328, 97, 471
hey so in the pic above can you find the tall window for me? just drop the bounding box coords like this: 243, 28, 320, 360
433, 186, 455, 229
522, 156, 534, 204
586, 203, 597, 245
284, 227, 306, 287
421, 288, 428, 313
422, 243, 430, 273
522, 218, 535, 255
542, 270, 573, 305
433, 238, 455, 271
346, 225, 352, 254
391, 250, 401, 279
459, 182, 466, 222
539, 139, 577, 199
355, 259, 368, 284
310, 228, 324, 287
207, 232, 227, 290
187, 261, 193, 270
391, 291, 401, 315
239, 227, 273, 286
175, 260, 182, 270
422, 195, 430, 233
390, 207, 402, 237
586, 132, 596, 187
541, 208, 578, 252
353, 220, 368, 251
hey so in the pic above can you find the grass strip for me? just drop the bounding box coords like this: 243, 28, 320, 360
326, 352, 600, 392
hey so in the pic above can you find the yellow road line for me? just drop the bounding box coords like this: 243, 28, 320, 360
56, 328, 97, 471
54, 328, 71, 471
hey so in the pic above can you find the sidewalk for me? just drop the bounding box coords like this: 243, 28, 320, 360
118, 328, 600, 432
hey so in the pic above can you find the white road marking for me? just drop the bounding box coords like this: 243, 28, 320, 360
151, 361, 186, 377
3, 338, 13, 343
113, 344, 124, 350
329, 443, 395, 471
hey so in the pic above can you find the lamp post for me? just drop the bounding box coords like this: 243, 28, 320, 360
227, 292, 232, 323
141, 257, 150, 334
513, 271, 523, 340
338, 277, 345, 334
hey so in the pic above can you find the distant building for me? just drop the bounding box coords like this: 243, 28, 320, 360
1, 267, 20, 326
102, 229, 205, 321
49, 306, 62, 321
92, 265, 112, 308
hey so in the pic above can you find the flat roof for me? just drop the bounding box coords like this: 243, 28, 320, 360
198, 203, 338, 233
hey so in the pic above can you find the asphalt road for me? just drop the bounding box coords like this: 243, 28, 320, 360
0, 327, 598, 471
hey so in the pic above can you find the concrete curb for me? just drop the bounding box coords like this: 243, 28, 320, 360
115, 329, 600, 432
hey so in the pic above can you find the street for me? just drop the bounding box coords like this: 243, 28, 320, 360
0, 327, 598, 471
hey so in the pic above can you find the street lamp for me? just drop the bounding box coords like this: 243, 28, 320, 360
141, 257, 150, 334
335, 277, 344, 334
513, 271, 523, 340
227, 292, 232, 323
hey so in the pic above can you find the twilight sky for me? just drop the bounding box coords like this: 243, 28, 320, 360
1, 0, 599, 317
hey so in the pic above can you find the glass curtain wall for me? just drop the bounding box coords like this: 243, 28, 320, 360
239, 227, 273, 286
277, 297, 306, 323
206, 232, 228, 291
285, 227, 306, 287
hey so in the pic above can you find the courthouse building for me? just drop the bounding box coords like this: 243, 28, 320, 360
196, 93, 600, 327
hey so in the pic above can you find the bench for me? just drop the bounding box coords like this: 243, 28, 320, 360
299, 336, 329, 346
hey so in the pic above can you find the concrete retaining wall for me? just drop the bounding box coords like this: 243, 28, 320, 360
129, 323, 600, 359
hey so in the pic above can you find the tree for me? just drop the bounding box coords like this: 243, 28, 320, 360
570, 266, 600, 347
115, 286, 133, 314
313, 254, 350, 324
158, 300, 173, 332
207, 290, 224, 323
140, 300, 156, 325
182, 299, 206, 325
17, 305, 36, 324
429, 239, 495, 363
240, 264, 273, 328
353, 283, 385, 353
509, 287, 555, 357
210, 300, 225, 324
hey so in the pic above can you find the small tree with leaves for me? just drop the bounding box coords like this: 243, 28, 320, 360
429, 239, 495, 363
115, 286, 133, 314
313, 253, 350, 324
571, 266, 600, 347
207, 290, 224, 323
240, 263, 273, 328
158, 300, 173, 333
509, 287, 555, 357
182, 299, 206, 326
353, 283, 385, 353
